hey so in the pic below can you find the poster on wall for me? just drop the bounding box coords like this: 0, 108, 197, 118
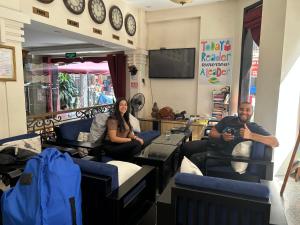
199, 38, 232, 85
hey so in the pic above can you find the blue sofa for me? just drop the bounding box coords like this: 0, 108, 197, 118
54, 117, 160, 160
73, 158, 156, 225
157, 173, 272, 225
0, 133, 40, 186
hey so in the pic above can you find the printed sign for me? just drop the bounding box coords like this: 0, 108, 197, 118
199, 39, 232, 85
130, 82, 138, 89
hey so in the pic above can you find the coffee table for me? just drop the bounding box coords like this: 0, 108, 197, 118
134, 143, 178, 193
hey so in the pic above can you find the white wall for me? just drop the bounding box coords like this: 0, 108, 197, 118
20, 0, 141, 50
145, 0, 259, 117
273, 0, 300, 175
147, 18, 200, 116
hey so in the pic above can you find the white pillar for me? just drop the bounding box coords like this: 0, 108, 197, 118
0, 4, 30, 138
126, 49, 149, 118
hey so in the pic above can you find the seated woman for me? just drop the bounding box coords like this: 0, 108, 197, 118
102, 97, 144, 161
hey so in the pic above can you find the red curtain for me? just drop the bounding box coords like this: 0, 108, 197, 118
244, 5, 262, 46
107, 53, 126, 99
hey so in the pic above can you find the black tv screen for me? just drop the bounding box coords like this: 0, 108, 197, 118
149, 48, 195, 79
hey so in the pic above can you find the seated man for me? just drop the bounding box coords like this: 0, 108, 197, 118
182, 102, 279, 171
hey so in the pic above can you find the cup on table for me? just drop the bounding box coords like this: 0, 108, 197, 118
165, 130, 171, 140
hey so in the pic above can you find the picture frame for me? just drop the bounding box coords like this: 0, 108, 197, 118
0, 45, 16, 81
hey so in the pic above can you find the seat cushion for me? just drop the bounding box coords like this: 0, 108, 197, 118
73, 157, 118, 191
175, 173, 270, 200
59, 118, 93, 141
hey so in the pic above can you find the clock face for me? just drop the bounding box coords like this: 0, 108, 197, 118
125, 14, 136, 36
88, 0, 106, 24
63, 0, 85, 15
37, 0, 54, 3
109, 6, 123, 31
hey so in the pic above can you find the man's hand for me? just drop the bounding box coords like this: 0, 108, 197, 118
222, 132, 234, 142
240, 124, 252, 140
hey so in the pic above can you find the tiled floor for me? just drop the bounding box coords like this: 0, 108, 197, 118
275, 175, 300, 225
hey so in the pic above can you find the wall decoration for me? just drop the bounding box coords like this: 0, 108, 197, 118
125, 14, 136, 36
88, 0, 106, 24
63, 0, 85, 15
37, 0, 54, 3
199, 38, 232, 85
0, 45, 16, 81
109, 5, 123, 31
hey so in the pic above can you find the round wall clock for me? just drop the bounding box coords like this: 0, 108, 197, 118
109, 5, 123, 31
88, 0, 106, 24
125, 14, 136, 36
63, 0, 85, 15
37, 0, 55, 3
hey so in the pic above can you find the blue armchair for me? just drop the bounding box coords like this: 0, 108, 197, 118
205, 141, 274, 182
159, 173, 271, 225
73, 158, 156, 225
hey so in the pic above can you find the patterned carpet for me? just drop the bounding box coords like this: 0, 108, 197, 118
275, 175, 300, 225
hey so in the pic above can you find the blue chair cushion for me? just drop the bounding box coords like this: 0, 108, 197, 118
72, 157, 118, 192
59, 118, 93, 141
137, 130, 160, 146
175, 173, 270, 200
0, 133, 39, 145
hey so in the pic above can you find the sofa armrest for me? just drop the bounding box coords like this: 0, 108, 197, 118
108, 165, 156, 201
206, 151, 273, 166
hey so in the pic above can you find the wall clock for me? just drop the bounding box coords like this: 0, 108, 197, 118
109, 5, 123, 31
63, 0, 85, 15
37, 0, 55, 3
125, 14, 136, 36
88, 0, 106, 24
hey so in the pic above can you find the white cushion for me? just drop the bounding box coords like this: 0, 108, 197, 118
89, 113, 110, 143
129, 114, 141, 133
77, 132, 90, 157
231, 141, 252, 174
1, 136, 41, 154
77, 132, 90, 142
180, 156, 203, 176
107, 160, 142, 186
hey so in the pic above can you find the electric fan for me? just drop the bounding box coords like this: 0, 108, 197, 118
130, 93, 145, 116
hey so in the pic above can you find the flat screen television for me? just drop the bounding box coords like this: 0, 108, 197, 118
149, 48, 195, 79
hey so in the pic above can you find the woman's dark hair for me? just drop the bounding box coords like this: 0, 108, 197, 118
112, 97, 132, 131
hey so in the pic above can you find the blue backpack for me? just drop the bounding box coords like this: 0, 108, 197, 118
1, 148, 82, 225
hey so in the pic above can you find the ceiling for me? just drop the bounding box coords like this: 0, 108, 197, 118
124, 0, 226, 11
23, 21, 128, 56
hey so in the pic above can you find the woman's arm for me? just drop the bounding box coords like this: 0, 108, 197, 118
108, 129, 131, 143
128, 132, 144, 145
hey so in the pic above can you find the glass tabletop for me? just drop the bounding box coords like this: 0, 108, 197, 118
135, 143, 178, 161
152, 133, 186, 146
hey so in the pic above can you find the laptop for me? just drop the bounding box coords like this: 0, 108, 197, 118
171, 119, 192, 133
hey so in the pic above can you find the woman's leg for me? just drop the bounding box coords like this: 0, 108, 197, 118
103, 140, 142, 161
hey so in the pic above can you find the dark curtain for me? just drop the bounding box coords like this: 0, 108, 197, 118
107, 54, 126, 99
244, 5, 262, 46
240, 30, 254, 103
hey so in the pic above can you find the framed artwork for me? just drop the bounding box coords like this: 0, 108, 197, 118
0, 45, 16, 81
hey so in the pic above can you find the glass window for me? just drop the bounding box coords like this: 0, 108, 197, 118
23, 56, 115, 116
